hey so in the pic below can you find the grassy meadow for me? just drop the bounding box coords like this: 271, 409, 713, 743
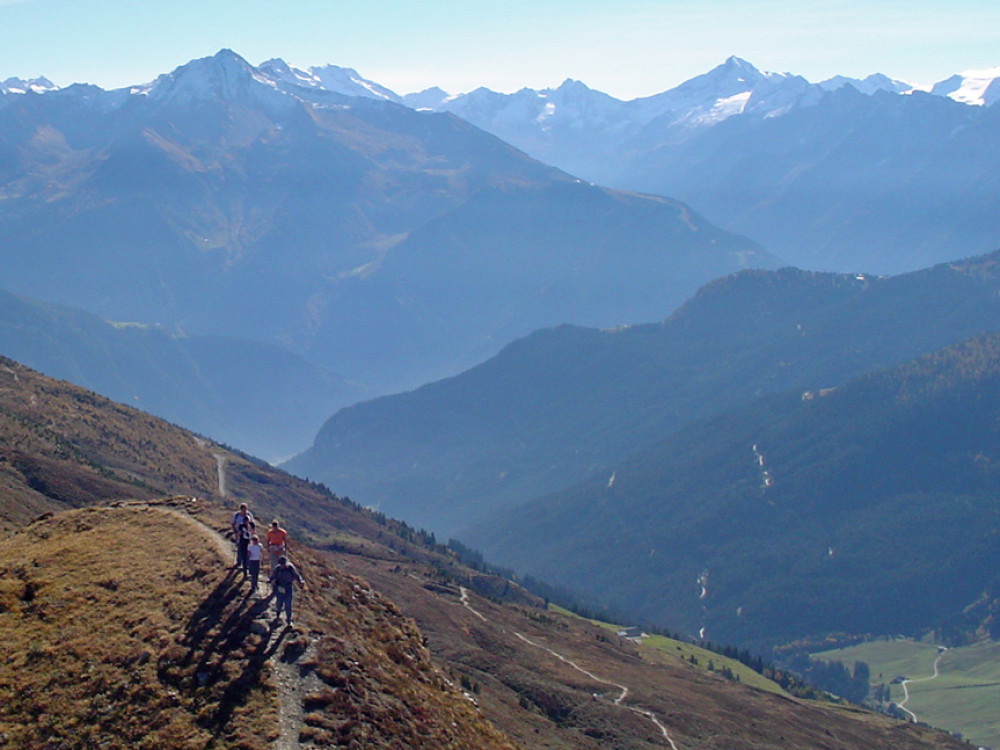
548, 604, 786, 694
815, 637, 1000, 748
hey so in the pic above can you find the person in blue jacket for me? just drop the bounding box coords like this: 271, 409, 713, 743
268, 555, 304, 626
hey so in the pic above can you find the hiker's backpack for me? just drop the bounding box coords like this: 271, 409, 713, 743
274, 564, 297, 591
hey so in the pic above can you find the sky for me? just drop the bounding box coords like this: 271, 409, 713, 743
0, 0, 998, 100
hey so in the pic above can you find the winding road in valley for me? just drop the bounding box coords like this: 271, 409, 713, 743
460, 587, 679, 748
899, 649, 947, 724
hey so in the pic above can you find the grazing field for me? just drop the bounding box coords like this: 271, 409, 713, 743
815, 638, 1000, 748
549, 604, 786, 694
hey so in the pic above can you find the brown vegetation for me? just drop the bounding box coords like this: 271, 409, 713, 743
0, 504, 275, 749
0, 501, 515, 749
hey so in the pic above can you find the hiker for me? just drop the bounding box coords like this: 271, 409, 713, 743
231, 503, 255, 573
269, 555, 304, 626
265, 519, 288, 570
246, 535, 263, 593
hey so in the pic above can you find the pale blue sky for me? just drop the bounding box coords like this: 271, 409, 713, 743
1, 0, 998, 99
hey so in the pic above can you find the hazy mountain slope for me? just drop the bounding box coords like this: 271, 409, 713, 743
620, 86, 1000, 274
0, 50, 771, 397
287, 250, 1000, 536
0, 289, 360, 460
470, 331, 1000, 649
0, 355, 969, 749
321, 182, 764, 386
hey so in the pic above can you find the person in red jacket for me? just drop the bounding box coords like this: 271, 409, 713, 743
265, 519, 288, 571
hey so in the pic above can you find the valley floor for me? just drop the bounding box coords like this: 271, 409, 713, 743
815, 637, 1000, 748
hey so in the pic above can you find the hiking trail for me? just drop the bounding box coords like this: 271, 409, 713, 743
150, 501, 313, 750
460, 587, 679, 748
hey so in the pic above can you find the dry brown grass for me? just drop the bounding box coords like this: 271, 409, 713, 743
0, 504, 277, 750
0, 357, 221, 533
0, 501, 520, 750
262, 542, 518, 750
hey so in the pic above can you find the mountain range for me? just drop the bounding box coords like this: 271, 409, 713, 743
0, 49, 768, 400
4, 48, 1000, 649
409, 57, 1000, 275
132, 53, 1000, 274
3, 50, 999, 462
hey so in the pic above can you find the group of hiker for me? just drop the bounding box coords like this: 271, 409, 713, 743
230, 503, 304, 626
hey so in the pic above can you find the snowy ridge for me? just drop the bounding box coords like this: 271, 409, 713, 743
2, 50, 998, 118
818, 72, 914, 96
259, 58, 401, 103
930, 66, 1000, 107
1, 76, 57, 95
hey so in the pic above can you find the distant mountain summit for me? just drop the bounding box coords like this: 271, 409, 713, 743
0, 75, 56, 95
819, 72, 914, 95
930, 66, 1000, 106
258, 57, 403, 102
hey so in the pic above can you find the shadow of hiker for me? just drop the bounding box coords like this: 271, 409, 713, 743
167, 566, 313, 738
210, 617, 302, 731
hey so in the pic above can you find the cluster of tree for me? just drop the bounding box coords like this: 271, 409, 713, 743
781, 653, 872, 703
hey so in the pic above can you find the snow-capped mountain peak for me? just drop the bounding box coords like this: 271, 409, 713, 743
627, 57, 810, 127
307, 64, 401, 103
818, 73, 915, 96
257, 58, 324, 90
930, 66, 1000, 107
1, 76, 58, 95
142, 49, 280, 105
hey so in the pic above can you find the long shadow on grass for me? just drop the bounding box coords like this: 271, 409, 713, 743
173, 569, 300, 736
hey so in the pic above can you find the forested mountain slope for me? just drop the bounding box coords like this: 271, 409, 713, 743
470, 332, 1000, 649
289, 250, 1000, 537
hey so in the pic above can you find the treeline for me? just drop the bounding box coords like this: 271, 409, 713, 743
782, 653, 872, 703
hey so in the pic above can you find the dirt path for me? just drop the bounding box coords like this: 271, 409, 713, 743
460, 587, 679, 748
271, 637, 321, 750
155, 503, 232, 563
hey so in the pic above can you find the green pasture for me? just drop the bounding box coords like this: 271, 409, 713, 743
549, 604, 784, 694
815, 637, 1000, 748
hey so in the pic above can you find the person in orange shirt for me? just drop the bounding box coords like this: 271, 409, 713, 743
265, 519, 288, 571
